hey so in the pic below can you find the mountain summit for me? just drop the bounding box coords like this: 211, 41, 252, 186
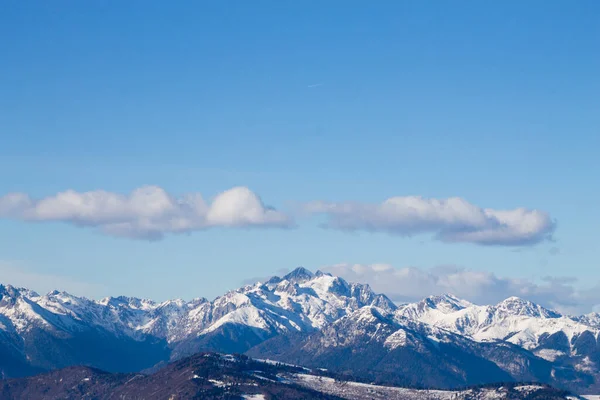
282, 266, 315, 283
0, 268, 394, 376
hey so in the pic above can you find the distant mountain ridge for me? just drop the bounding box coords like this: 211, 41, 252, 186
1, 267, 600, 393
0, 352, 576, 400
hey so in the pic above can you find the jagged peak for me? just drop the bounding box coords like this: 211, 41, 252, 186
500, 295, 527, 303
325, 276, 351, 296
343, 305, 396, 326
429, 293, 471, 307
265, 275, 282, 285
99, 295, 156, 308
496, 296, 535, 309
44, 290, 86, 304
434, 293, 463, 301
0, 283, 39, 299
575, 312, 600, 329
189, 296, 209, 305
156, 298, 188, 309
495, 296, 560, 318
370, 293, 398, 312
581, 311, 600, 320
283, 266, 314, 283
273, 279, 300, 296
412, 293, 472, 313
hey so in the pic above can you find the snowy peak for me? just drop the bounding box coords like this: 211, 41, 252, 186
322, 276, 351, 297
396, 293, 599, 354
315, 306, 401, 348
347, 306, 394, 325
282, 267, 314, 283
395, 293, 471, 321
130, 266, 396, 346
98, 295, 157, 310
495, 296, 560, 318
314, 270, 332, 278
424, 294, 472, 312
0, 284, 39, 301
574, 312, 600, 328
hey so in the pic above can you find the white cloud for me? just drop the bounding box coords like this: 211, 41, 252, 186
321, 263, 599, 314
304, 196, 555, 246
0, 186, 293, 240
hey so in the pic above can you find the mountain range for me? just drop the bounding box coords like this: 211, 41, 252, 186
1, 267, 600, 394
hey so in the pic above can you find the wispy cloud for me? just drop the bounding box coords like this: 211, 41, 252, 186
307, 83, 324, 88
0, 186, 293, 240
321, 263, 598, 314
303, 196, 555, 246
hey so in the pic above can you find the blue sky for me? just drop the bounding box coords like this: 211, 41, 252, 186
1, 1, 599, 309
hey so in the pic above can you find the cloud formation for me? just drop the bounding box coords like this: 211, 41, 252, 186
304, 196, 555, 246
0, 186, 292, 240
321, 263, 600, 315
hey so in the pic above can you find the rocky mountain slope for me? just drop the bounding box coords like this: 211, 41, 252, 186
1, 267, 600, 394
395, 294, 599, 354
0, 352, 578, 400
395, 294, 600, 389
0, 268, 393, 375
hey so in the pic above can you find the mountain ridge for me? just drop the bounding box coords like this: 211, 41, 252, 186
0, 352, 577, 400
1, 267, 600, 393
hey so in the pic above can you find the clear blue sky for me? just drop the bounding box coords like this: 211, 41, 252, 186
0, 1, 598, 302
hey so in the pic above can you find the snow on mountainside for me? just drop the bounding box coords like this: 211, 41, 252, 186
395, 294, 600, 353
0, 269, 597, 355
290, 373, 578, 400
248, 305, 558, 389
0, 352, 578, 400
0, 267, 395, 368
575, 313, 600, 329
2, 267, 600, 393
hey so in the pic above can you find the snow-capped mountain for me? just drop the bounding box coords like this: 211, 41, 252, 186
0, 267, 395, 375
248, 305, 566, 389
1, 267, 600, 394
0, 267, 392, 341
395, 294, 600, 359
574, 312, 600, 330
